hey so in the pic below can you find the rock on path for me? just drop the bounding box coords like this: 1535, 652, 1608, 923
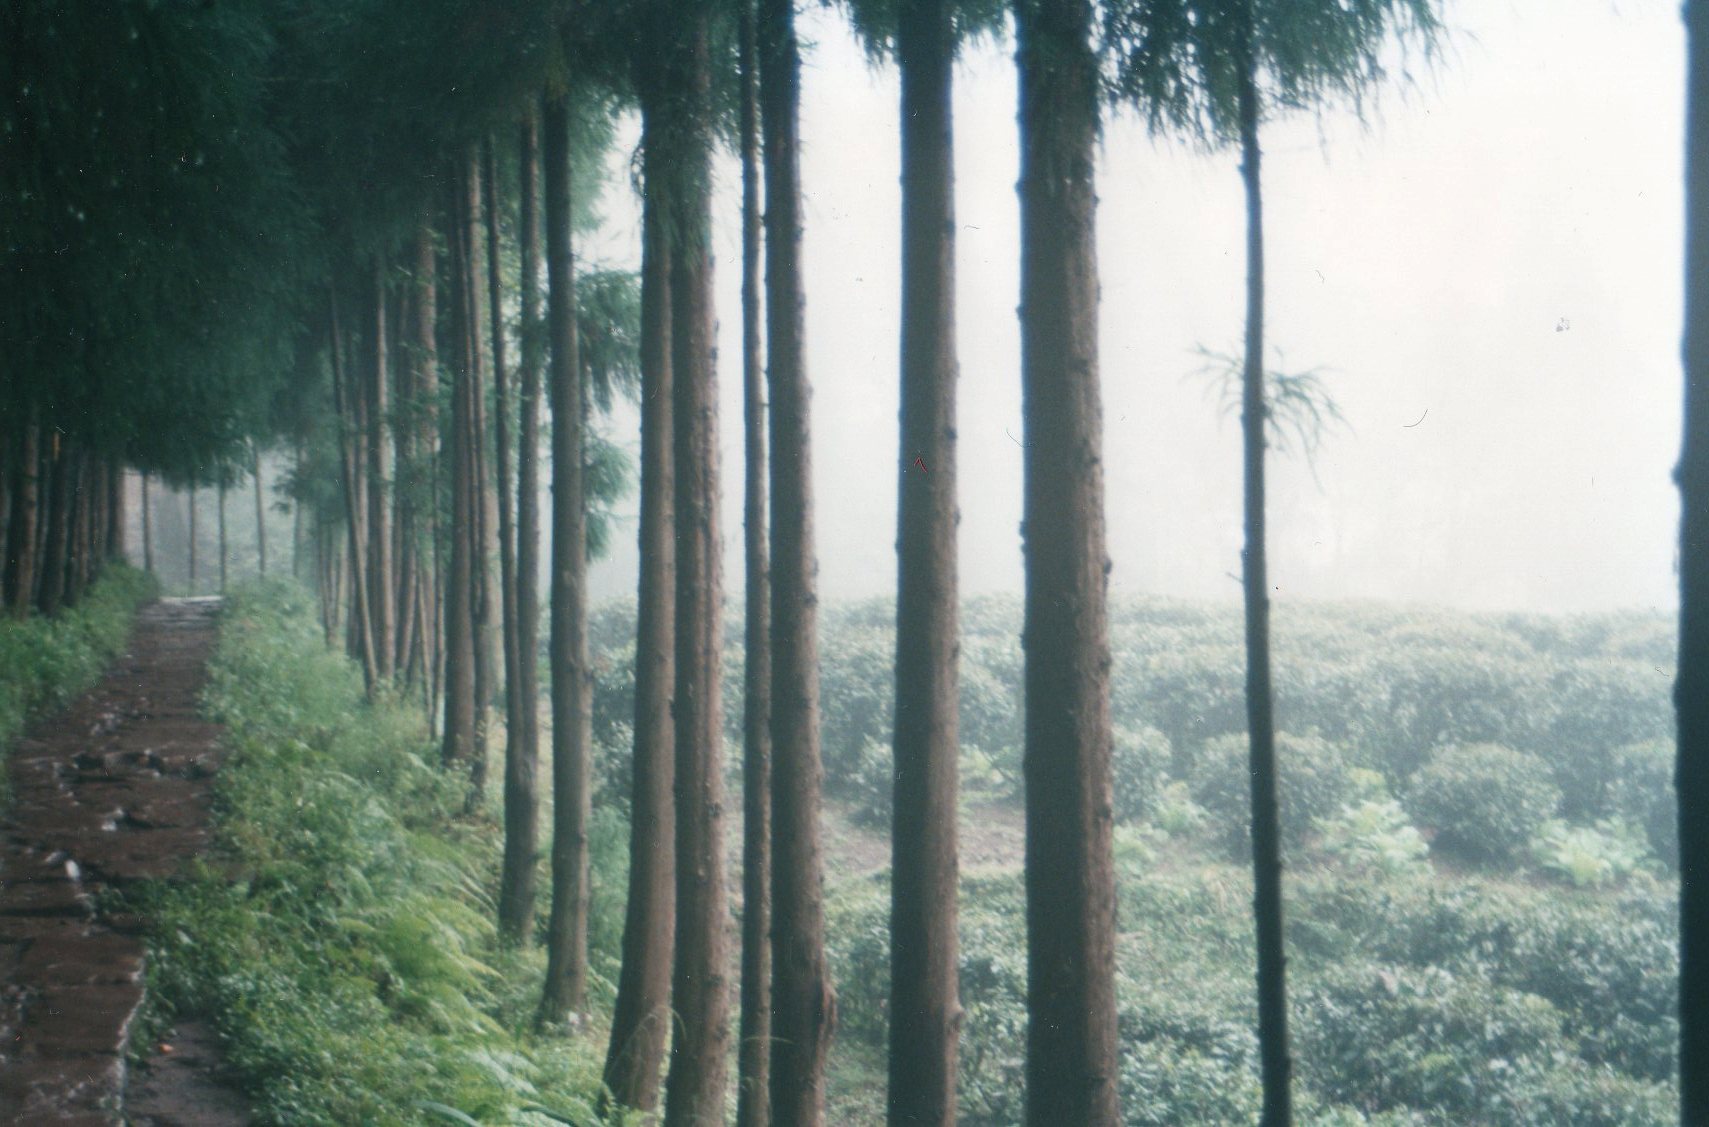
0, 598, 241, 1126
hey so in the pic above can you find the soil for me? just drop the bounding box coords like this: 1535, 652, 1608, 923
0, 598, 249, 1126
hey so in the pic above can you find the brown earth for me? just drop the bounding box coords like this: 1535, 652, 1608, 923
0, 598, 248, 1126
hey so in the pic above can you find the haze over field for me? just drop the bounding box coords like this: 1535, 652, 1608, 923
578, 0, 1685, 614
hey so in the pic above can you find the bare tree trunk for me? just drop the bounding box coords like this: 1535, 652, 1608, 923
5, 417, 39, 617
762, 0, 837, 1118
467, 150, 499, 804
188, 486, 198, 596
443, 165, 480, 773
331, 292, 380, 694
1235, 49, 1294, 1127
538, 89, 594, 1025
484, 132, 529, 933
889, 0, 962, 1121
736, 3, 772, 1123
142, 470, 154, 575
500, 113, 544, 947
38, 441, 71, 615
661, 19, 732, 1126
369, 260, 394, 679
106, 460, 123, 563
603, 89, 678, 1114
218, 476, 228, 594
1680, 4, 1709, 1122
1014, 0, 1118, 1121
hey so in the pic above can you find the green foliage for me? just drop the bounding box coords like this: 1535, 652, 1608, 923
1530, 819, 1649, 889
1112, 724, 1172, 823
1403, 744, 1560, 865
1539, 660, 1671, 819
1315, 796, 1429, 879
1190, 731, 1356, 859
129, 581, 618, 1126
0, 565, 156, 806
1610, 739, 1678, 871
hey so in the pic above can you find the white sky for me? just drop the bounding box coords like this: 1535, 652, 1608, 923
584, 0, 1686, 615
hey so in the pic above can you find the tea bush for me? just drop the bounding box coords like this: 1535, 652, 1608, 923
1189, 732, 1356, 859
1610, 739, 1677, 870
1403, 744, 1560, 864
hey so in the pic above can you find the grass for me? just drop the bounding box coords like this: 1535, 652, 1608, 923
127, 580, 635, 1127
0, 563, 157, 809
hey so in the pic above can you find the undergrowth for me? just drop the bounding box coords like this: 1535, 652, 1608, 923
128, 581, 633, 1127
0, 563, 156, 808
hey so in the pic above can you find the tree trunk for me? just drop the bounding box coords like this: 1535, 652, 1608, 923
106, 461, 123, 563
736, 2, 772, 1123
603, 89, 679, 1114
253, 450, 267, 577
484, 132, 529, 941
660, 18, 733, 1126
1014, 0, 1118, 1121
218, 476, 228, 594
369, 260, 395, 679
410, 213, 442, 712
761, 0, 837, 1119
500, 114, 544, 946
467, 149, 499, 804
538, 89, 594, 1025
142, 470, 154, 575
1680, 4, 1709, 1122
331, 291, 380, 694
442, 166, 480, 773
890, 0, 962, 1121
38, 441, 71, 616
5, 417, 39, 617
188, 486, 198, 596
1236, 52, 1293, 1127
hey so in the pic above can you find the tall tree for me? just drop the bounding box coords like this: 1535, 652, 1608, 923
368, 260, 395, 681
660, 13, 733, 1125
539, 87, 595, 1025
500, 114, 544, 947
881, 0, 968, 1119
4, 417, 40, 618
442, 161, 481, 770
1013, 0, 1118, 1121
253, 447, 268, 576
602, 66, 679, 1116
1103, 6, 1438, 1119
736, 1, 773, 1123
762, 0, 838, 1119
1682, 2, 1709, 1118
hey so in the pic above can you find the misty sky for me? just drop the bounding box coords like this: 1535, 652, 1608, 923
582, 0, 1685, 615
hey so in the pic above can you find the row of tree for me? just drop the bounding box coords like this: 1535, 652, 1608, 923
26, 1, 1709, 1126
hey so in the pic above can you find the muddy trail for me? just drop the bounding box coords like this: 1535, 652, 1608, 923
0, 598, 248, 1126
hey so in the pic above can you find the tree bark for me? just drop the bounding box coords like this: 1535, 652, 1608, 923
468, 149, 499, 804
1014, 0, 1119, 1122
890, 0, 962, 1121
603, 90, 679, 1115
38, 441, 71, 616
249, 452, 265, 577
500, 113, 544, 947
4, 417, 39, 617
331, 292, 380, 695
369, 260, 394, 680
218, 476, 228, 594
106, 460, 123, 563
1236, 48, 1293, 1127
762, 0, 837, 1119
538, 89, 594, 1025
661, 18, 733, 1126
484, 132, 530, 943
442, 162, 480, 772
187, 485, 198, 596
1680, 4, 1709, 1122
142, 469, 154, 575
736, 2, 772, 1123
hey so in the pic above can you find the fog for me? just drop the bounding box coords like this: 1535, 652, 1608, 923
582, 0, 1683, 615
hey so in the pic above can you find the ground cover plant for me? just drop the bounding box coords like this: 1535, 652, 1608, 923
129, 582, 634, 1127
0, 563, 156, 808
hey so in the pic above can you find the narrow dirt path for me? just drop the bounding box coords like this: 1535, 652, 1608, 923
0, 598, 246, 1126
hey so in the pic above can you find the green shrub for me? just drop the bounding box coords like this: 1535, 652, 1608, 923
1352, 651, 1544, 781
1298, 964, 1571, 1118
1403, 744, 1560, 864
1189, 732, 1356, 859
1112, 725, 1171, 824
1315, 797, 1429, 878
1610, 739, 1677, 870
1539, 659, 1671, 819
1530, 819, 1648, 889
